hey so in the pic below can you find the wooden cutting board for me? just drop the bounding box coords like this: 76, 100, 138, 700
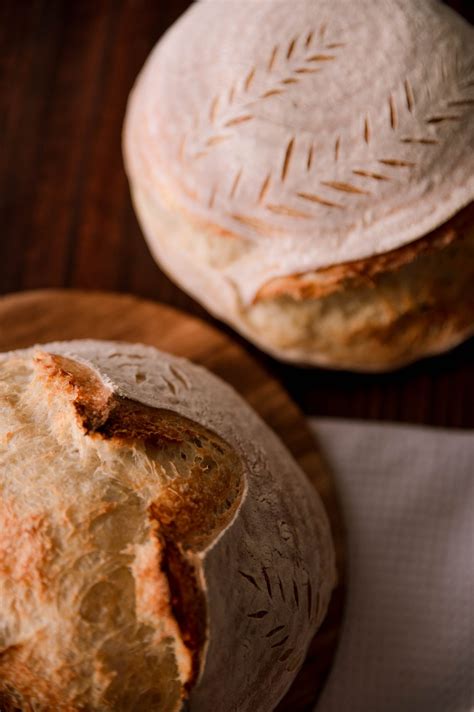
0, 289, 344, 711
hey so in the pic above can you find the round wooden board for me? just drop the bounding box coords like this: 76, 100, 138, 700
0, 289, 344, 711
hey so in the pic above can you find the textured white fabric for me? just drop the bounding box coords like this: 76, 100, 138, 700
310, 418, 474, 712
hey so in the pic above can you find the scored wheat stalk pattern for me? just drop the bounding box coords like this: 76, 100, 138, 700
176, 25, 474, 228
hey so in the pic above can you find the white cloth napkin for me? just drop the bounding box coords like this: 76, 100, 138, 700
309, 419, 474, 712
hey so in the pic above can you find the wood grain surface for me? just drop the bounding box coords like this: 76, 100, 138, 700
0, 288, 345, 712
0, 0, 473, 429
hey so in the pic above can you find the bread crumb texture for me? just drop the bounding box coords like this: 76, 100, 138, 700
0, 342, 335, 712
0, 352, 242, 711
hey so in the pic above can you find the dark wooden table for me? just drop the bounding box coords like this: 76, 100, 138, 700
1, 0, 473, 428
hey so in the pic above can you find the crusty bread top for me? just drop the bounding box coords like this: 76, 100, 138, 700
124, 0, 474, 304
0, 341, 335, 712
256, 200, 474, 302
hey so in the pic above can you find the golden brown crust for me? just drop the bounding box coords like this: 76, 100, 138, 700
255, 202, 474, 302
0, 510, 52, 591
156, 533, 207, 689
334, 294, 474, 370
38, 353, 243, 687
35, 352, 113, 430
37, 353, 243, 550
0, 638, 81, 712
0, 344, 335, 710
244, 216, 474, 369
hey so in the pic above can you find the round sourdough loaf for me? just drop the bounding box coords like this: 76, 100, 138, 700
124, 0, 474, 370
0, 340, 335, 711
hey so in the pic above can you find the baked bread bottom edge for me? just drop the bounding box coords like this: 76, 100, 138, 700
131, 186, 474, 371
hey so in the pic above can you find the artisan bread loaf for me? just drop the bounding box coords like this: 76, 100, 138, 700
124, 0, 474, 369
0, 340, 335, 711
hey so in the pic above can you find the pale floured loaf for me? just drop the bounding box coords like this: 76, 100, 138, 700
0, 340, 335, 711
124, 0, 474, 370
